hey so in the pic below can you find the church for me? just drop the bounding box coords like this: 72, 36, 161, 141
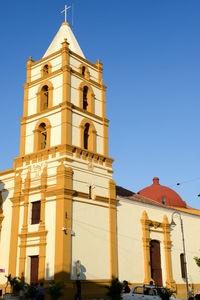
0, 15, 200, 300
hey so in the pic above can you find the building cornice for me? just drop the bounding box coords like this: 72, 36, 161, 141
0, 168, 14, 176
29, 48, 99, 72
24, 68, 63, 88
13, 144, 114, 169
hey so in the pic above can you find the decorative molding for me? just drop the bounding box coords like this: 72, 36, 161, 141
14, 143, 114, 169
140, 211, 176, 288
31, 50, 61, 67
0, 168, 14, 176
19, 230, 48, 238
20, 103, 61, 122
71, 69, 105, 89
25, 68, 63, 88
71, 103, 109, 124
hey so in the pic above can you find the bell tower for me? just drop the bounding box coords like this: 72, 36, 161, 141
19, 22, 110, 160
9, 20, 118, 289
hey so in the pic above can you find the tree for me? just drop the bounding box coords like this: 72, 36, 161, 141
194, 256, 200, 268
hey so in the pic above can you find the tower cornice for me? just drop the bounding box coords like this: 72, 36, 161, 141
20, 103, 110, 124
13, 144, 114, 170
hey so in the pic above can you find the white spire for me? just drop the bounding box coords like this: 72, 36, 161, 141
43, 22, 85, 58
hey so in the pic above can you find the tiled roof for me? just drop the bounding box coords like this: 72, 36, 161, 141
116, 185, 135, 197
117, 185, 200, 216
120, 192, 166, 208
138, 177, 187, 208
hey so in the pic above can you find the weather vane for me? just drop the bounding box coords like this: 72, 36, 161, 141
61, 4, 71, 23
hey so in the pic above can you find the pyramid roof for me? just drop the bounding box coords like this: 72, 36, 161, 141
43, 22, 85, 58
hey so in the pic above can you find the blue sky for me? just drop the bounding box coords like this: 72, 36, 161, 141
0, 0, 200, 208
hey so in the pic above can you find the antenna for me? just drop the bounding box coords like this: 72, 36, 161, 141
72, 0, 74, 32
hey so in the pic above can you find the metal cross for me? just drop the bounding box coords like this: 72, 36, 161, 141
61, 4, 71, 23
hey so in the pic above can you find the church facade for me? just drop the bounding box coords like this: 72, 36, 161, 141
0, 21, 200, 299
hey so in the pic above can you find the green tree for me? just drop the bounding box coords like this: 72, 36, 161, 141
5, 274, 24, 296
194, 256, 200, 268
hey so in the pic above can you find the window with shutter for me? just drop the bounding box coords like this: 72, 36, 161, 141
180, 253, 186, 278
31, 201, 41, 224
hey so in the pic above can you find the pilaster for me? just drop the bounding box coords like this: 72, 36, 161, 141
100, 82, 108, 156
19, 119, 26, 156
140, 211, 152, 284
38, 166, 48, 281
20, 56, 33, 155
8, 172, 22, 277
162, 215, 176, 289
108, 179, 118, 279
96, 59, 103, 85
0, 192, 4, 234
18, 170, 31, 277
61, 39, 72, 145
54, 163, 73, 281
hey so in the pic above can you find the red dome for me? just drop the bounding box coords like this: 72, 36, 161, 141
138, 177, 187, 208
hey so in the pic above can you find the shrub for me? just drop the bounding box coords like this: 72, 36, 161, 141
156, 287, 176, 300
105, 278, 123, 300
46, 281, 65, 300
5, 274, 24, 296
194, 256, 200, 268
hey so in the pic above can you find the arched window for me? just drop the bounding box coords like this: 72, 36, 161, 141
80, 119, 96, 152
43, 64, 49, 76
83, 86, 88, 110
40, 85, 49, 111
33, 118, 51, 152
79, 83, 94, 113
82, 66, 85, 76
84, 123, 90, 149
88, 186, 92, 199
41, 63, 52, 78
79, 64, 90, 79
37, 81, 53, 113
180, 253, 186, 278
38, 123, 47, 150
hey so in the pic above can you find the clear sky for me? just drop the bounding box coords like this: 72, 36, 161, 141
0, 0, 200, 209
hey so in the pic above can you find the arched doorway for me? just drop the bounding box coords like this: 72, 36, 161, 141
150, 240, 163, 286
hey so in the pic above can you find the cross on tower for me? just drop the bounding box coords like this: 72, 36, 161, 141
61, 4, 71, 23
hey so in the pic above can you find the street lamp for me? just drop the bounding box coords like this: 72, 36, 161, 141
170, 211, 189, 299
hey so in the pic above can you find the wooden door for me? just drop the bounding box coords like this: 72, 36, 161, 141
30, 256, 39, 285
150, 240, 163, 286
